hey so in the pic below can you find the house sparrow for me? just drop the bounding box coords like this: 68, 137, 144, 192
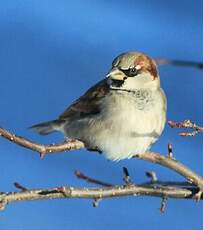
31, 52, 167, 161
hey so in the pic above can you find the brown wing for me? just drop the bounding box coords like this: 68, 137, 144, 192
59, 79, 110, 121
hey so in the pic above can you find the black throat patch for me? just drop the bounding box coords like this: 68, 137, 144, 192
111, 79, 125, 88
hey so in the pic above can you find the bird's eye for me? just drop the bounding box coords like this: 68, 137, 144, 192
121, 67, 139, 77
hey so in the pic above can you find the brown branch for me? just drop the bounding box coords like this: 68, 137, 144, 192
14, 182, 28, 191
156, 58, 203, 69
135, 152, 203, 188
74, 170, 113, 187
0, 181, 201, 211
75, 169, 194, 188
168, 120, 203, 136
0, 127, 84, 158
1, 126, 203, 189
75, 169, 196, 188
1, 125, 203, 210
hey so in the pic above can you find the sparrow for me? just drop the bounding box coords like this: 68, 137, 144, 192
31, 51, 167, 161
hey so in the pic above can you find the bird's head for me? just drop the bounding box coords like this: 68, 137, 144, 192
106, 52, 160, 92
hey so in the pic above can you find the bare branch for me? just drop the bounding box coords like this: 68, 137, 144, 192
167, 143, 173, 159
123, 167, 133, 185
1, 126, 203, 189
1, 125, 203, 210
0, 181, 201, 211
74, 170, 112, 187
135, 152, 203, 189
156, 58, 203, 69
14, 182, 28, 191
0, 127, 84, 158
168, 120, 203, 136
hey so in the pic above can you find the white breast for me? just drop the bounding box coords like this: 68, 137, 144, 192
89, 89, 166, 160
64, 88, 166, 161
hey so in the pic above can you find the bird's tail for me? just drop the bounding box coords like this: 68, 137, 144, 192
29, 120, 65, 135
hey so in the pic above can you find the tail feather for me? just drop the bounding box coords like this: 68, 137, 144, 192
29, 120, 64, 135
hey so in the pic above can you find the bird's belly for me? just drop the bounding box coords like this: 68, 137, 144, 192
89, 107, 165, 160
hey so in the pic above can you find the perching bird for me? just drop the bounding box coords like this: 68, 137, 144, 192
31, 52, 167, 161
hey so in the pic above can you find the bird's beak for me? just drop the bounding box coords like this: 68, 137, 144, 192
106, 68, 125, 81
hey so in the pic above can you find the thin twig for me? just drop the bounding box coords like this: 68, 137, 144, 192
145, 171, 158, 182
156, 58, 203, 69
160, 197, 168, 213
168, 120, 203, 136
167, 143, 173, 159
92, 198, 102, 207
14, 182, 28, 191
75, 170, 195, 188
74, 170, 112, 187
123, 167, 133, 185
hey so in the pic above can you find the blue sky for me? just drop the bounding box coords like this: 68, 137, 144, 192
0, 0, 203, 229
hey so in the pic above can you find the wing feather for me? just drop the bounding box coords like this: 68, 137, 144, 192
59, 79, 109, 121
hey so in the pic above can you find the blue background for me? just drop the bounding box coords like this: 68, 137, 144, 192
0, 0, 203, 229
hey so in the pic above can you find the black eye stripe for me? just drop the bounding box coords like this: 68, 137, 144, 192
119, 67, 140, 77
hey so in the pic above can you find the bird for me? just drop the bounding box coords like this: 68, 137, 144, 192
30, 51, 167, 161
